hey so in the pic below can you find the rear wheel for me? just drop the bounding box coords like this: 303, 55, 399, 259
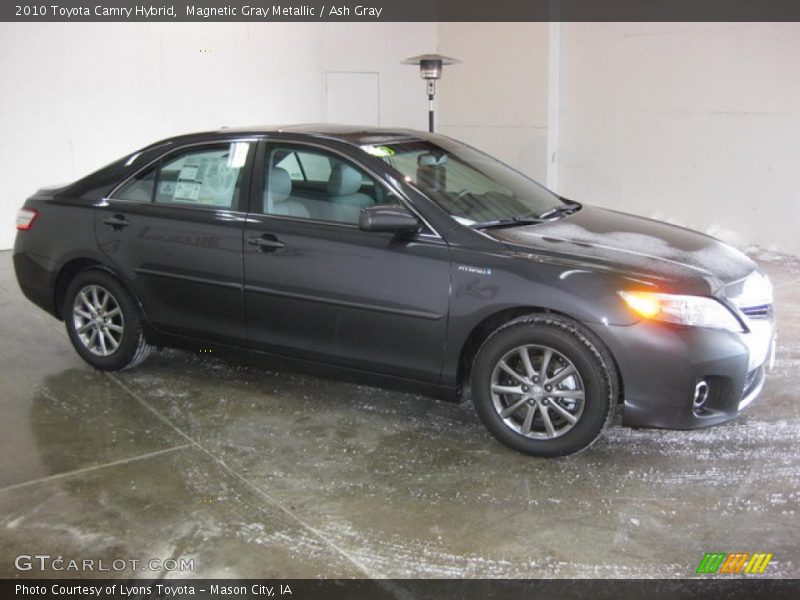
471, 314, 616, 457
64, 270, 152, 371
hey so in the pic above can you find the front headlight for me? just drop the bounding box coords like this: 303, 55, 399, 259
618, 291, 744, 332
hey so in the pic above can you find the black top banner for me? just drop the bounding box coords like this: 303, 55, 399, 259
4, 0, 800, 22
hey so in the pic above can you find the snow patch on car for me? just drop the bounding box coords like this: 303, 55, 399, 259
528, 222, 751, 279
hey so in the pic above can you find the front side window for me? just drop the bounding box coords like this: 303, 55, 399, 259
112, 142, 251, 209
361, 138, 565, 227
278, 150, 333, 183
262, 147, 387, 224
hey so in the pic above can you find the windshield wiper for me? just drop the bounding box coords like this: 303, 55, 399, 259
472, 201, 582, 229
536, 202, 581, 220
472, 216, 545, 230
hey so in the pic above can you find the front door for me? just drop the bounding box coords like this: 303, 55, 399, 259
243, 141, 451, 382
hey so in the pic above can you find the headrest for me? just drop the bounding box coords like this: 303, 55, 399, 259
327, 163, 363, 196
267, 167, 292, 203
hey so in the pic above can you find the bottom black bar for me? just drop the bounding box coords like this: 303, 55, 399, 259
2, 579, 799, 600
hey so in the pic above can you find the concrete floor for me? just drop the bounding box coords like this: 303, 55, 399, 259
0, 248, 798, 579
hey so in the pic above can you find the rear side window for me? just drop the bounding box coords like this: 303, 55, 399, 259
112, 142, 252, 209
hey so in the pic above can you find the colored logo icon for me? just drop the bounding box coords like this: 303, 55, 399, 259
696, 552, 773, 574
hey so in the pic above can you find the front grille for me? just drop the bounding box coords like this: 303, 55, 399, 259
726, 271, 773, 319
741, 304, 772, 319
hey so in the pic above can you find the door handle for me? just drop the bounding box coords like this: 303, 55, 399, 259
246, 234, 286, 252
103, 214, 131, 230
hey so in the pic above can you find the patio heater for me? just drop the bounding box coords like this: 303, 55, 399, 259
401, 53, 461, 133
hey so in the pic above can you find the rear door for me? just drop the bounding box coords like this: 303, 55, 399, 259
242, 140, 451, 382
95, 140, 255, 344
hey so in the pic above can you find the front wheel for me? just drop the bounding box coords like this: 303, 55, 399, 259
471, 314, 616, 457
64, 269, 152, 371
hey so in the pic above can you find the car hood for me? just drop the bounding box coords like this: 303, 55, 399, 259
488, 205, 757, 290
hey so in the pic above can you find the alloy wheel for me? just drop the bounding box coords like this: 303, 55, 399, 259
489, 344, 585, 439
72, 284, 125, 357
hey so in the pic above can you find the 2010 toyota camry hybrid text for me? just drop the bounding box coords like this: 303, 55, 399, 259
13, 125, 777, 457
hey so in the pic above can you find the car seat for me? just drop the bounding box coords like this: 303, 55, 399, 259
265, 167, 310, 218
324, 163, 374, 222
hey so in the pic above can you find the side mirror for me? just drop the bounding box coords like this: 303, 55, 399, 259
359, 204, 420, 234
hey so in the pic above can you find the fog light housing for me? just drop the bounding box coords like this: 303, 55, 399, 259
693, 380, 709, 410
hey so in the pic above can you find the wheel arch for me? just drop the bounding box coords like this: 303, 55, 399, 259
54, 258, 145, 322
456, 306, 625, 405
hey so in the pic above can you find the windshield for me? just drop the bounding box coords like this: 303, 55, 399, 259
362, 137, 566, 226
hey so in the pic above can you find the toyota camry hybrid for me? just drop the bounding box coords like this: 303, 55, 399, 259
13, 125, 776, 457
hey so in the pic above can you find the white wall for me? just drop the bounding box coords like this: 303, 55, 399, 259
319, 23, 436, 129
3, 22, 799, 255
437, 23, 550, 182
0, 22, 435, 249
440, 22, 800, 256
556, 23, 800, 255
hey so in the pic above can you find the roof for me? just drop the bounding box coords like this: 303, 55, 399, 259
219, 123, 430, 146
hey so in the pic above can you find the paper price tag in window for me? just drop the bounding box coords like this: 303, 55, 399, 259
178, 166, 199, 181
158, 181, 176, 196
174, 181, 201, 201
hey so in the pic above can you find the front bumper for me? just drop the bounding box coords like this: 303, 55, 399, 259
588, 318, 775, 430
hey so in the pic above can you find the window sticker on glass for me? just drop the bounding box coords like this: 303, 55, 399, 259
153, 143, 251, 208
227, 142, 249, 169
204, 158, 240, 206
178, 165, 199, 181
174, 180, 201, 201
361, 144, 396, 158
158, 181, 176, 196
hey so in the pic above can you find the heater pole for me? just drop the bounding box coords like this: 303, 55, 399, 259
427, 80, 436, 133
402, 54, 460, 134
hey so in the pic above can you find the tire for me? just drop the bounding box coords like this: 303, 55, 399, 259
471, 313, 616, 457
64, 269, 152, 371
